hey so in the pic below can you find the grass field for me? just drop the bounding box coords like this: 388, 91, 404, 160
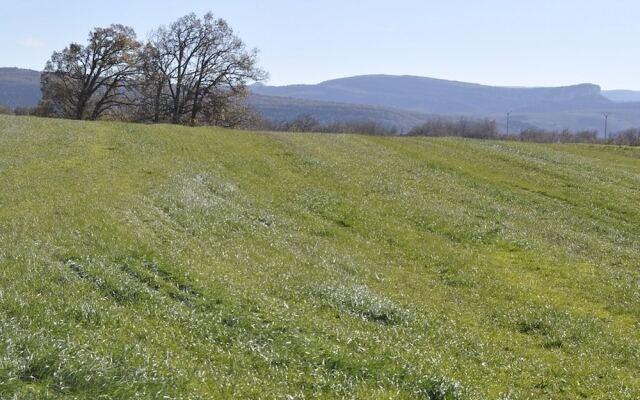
0, 115, 639, 399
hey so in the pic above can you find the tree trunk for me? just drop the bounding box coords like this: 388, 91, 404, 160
75, 98, 87, 120
172, 86, 181, 124
153, 83, 162, 123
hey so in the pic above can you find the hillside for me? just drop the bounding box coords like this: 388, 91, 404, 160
0, 116, 639, 398
0, 68, 41, 108
248, 94, 439, 131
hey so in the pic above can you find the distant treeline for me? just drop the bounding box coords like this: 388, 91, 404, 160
411, 118, 640, 145
0, 106, 33, 116
411, 119, 640, 145
248, 114, 640, 145
406, 118, 499, 138
253, 115, 400, 135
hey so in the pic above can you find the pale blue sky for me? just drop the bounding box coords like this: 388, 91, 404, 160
1, 1, 638, 89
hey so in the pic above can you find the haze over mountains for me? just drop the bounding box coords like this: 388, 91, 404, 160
602, 90, 640, 103
3, 67, 640, 134
253, 75, 610, 114
252, 75, 640, 134
0, 68, 41, 108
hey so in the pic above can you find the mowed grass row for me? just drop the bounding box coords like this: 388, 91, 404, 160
0, 115, 638, 399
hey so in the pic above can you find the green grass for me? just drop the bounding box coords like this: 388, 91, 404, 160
0, 115, 639, 399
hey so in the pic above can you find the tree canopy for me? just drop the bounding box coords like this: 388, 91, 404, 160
37, 13, 266, 127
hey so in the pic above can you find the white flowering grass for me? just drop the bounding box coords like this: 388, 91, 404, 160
313, 284, 413, 325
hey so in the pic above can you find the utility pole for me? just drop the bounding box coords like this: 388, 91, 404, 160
506, 111, 512, 136
603, 113, 610, 141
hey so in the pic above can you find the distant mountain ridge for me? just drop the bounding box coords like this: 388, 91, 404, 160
252, 75, 610, 114
0, 68, 41, 108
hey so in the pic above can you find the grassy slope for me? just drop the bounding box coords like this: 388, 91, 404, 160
0, 115, 638, 399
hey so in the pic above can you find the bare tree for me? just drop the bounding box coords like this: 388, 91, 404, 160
39, 25, 140, 120
147, 13, 266, 125
198, 87, 260, 128
133, 43, 170, 123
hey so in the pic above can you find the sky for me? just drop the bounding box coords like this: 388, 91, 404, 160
1, 0, 639, 89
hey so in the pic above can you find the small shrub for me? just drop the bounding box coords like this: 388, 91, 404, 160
13, 107, 34, 116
